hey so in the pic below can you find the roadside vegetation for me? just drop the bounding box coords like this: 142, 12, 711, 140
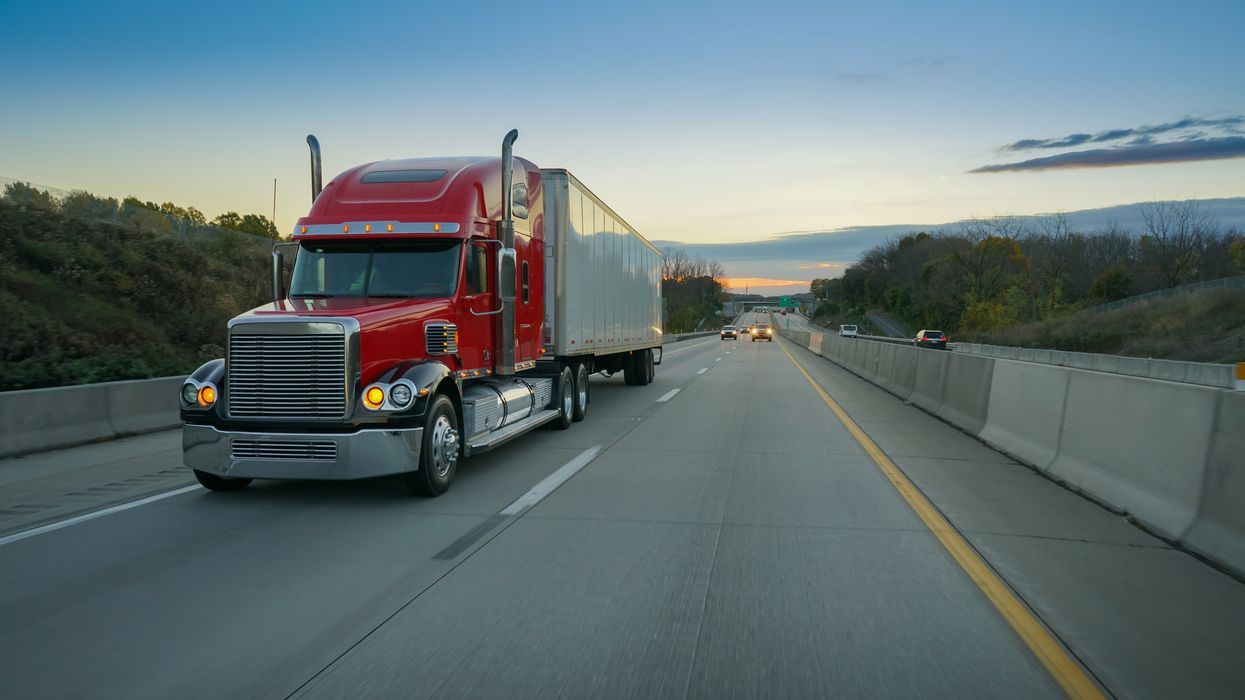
661, 247, 729, 333
0, 183, 279, 390
808, 201, 1245, 358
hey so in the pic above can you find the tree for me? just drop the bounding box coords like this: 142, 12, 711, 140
2, 182, 57, 209
1139, 200, 1216, 288
1088, 266, 1132, 303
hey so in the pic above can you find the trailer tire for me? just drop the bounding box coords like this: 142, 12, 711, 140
643, 348, 655, 384
572, 362, 590, 422
404, 394, 459, 497
193, 470, 252, 492
630, 349, 653, 386
552, 366, 574, 430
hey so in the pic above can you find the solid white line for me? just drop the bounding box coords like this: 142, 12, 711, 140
697, 368, 708, 375
656, 388, 681, 403
0, 484, 202, 547
499, 446, 601, 516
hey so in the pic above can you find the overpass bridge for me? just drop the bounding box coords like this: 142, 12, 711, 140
1, 311, 1243, 698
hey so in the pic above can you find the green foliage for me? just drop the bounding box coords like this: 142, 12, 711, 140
1088, 266, 1132, 303
813, 208, 1243, 337
0, 185, 276, 390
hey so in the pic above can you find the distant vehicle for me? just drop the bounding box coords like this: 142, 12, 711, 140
757, 307, 767, 312
751, 323, 773, 342
721, 325, 738, 340
780, 309, 787, 316
914, 329, 948, 349
839, 324, 858, 338
746, 323, 757, 335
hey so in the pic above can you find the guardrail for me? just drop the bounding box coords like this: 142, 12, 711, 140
2, 334, 710, 460
778, 324, 1245, 579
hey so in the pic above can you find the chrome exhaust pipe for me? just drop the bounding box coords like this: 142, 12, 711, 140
306, 134, 323, 203
497, 129, 519, 376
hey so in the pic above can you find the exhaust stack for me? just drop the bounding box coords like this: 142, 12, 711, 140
306, 134, 323, 203
496, 129, 519, 376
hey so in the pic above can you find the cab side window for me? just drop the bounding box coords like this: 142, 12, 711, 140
466, 243, 489, 294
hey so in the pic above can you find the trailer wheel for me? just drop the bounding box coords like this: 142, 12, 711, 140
572, 362, 590, 422
552, 366, 574, 430
404, 394, 459, 497
630, 349, 653, 386
193, 470, 252, 492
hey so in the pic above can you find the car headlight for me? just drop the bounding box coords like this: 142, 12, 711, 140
390, 383, 413, 408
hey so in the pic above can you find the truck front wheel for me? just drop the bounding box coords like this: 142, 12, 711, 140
404, 394, 460, 497
193, 470, 252, 492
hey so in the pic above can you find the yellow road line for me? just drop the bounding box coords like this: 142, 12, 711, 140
778, 341, 1106, 700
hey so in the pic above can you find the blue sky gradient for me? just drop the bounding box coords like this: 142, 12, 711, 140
3, 0, 1243, 292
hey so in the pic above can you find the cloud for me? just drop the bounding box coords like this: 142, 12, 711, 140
970, 136, 1245, 173
999, 116, 1245, 152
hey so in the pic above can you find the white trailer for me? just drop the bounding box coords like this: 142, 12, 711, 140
541, 169, 663, 363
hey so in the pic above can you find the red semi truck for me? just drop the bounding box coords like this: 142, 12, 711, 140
181, 130, 663, 495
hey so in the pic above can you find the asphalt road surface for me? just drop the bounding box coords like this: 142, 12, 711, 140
3, 312, 1243, 699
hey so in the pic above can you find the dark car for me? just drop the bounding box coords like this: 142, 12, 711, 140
914, 329, 948, 349
751, 323, 773, 342
721, 325, 738, 340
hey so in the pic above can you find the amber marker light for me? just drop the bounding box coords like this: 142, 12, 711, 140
433, 223, 441, 232
197, 385, 216, 407
343, 224, 350, 233
301, 226, 308, 234
364, 386, 385, 409
387, 224, 393, 232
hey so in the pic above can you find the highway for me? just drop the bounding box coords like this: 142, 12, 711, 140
2, 311, 1244, 699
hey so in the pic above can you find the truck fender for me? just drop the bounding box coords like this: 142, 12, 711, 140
375, 360, 460, 419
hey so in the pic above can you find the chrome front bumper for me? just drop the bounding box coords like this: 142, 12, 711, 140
183, 424, 423, 480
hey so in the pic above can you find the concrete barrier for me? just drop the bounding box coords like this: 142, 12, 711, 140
889, 345, 918, 400
979, 361, 1070, 471
1182, 391, 1245, 577
935, 352, 995, 435
874, 343, 898, 393
808, 333, 823, 354
909, 349, 950, 414
1049, 370, 1217, 539
0, 375, 186, 459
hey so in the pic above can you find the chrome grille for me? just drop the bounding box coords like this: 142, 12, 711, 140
228, 333, 347, 418
231, 439, 337, 461
426, 323, 458, 355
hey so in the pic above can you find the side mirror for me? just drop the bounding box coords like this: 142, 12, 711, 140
498, 247, 517, 303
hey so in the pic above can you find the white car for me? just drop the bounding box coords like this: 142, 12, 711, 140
839, 324, 858, 338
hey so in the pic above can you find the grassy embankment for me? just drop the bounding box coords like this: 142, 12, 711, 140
0, 200, 275, 390
964, 286, 1245, 364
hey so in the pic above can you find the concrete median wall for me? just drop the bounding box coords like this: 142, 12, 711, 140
955, 341, 1234, 389
0, 376, 186, 459
936, 353, 995, 435
979, 361, 1069, 471
778, 325, 1243, 577
1049, 371, 1216, 539
1183, 391, 1245, 575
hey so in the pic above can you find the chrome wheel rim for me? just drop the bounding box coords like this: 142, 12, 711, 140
562, 381, 574, 417
429, 414, 458, 479
576, 372, 588, 410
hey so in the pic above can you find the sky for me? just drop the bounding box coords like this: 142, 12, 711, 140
2, 0, 1243, 294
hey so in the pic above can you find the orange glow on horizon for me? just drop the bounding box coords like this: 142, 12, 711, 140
724, 277, 810, 292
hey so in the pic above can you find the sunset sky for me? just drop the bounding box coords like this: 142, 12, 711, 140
2, 0, 1243, 293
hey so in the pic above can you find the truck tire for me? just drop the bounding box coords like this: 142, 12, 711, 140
644, 348, 655, 384
572, 362, 590, 422
404, 394, 459, 497
552, 366, 574, 430
623, 352, 638, 386
632, 349, 653, 386
193, 470, 252, 492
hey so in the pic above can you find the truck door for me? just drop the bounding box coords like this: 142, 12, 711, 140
458, 239, 497, 373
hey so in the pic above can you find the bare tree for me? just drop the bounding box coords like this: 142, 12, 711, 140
1139, 200, 1217, 287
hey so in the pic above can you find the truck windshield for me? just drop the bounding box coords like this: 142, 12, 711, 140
289, 239, 460, 299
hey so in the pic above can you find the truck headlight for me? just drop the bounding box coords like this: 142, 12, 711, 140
182, 383, 199, 405
390, 384, 413, 408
